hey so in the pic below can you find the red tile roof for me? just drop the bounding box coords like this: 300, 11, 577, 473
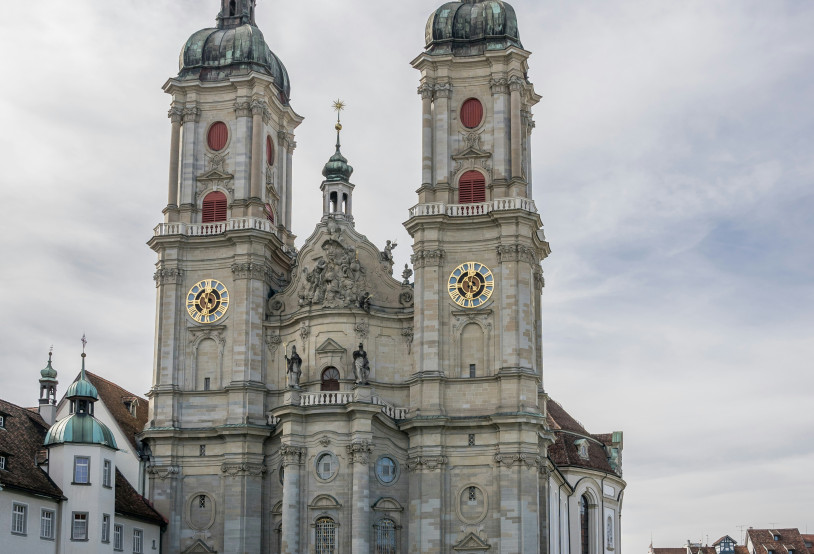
747, 529, 809, 554
83, 372, 148, 455
0, 399, 63, 499
546, 398, 617, 473
652, 548, 688, 554
115, 468, 166, 526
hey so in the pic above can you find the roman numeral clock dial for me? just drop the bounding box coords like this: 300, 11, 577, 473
448, 262, 494, 308
186, 279, 230, 323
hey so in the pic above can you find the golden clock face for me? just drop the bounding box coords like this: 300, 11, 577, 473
448, 262, 494, 308
186, 279, 229, 324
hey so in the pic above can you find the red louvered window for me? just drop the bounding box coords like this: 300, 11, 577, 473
202, 191, 227, 223
460, 98, 484, 129
207, 122, 228, 151
458, 170, 486, 204
266, 135, 275, 165
264, 203, 275, 224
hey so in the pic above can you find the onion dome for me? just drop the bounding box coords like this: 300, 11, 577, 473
178, 1, 291, 101
44, 351, 116, 449
425, 0, 522, 56
322, 114, 353, 183
40, 352, 58, 381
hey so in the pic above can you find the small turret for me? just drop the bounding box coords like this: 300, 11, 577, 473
38, 350, 59, 425
321, 100, 355, 224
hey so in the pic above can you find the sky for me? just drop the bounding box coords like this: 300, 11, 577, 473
1, 0, 812, 550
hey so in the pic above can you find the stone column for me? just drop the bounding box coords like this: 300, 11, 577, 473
166, 107, 183, 222
348, 440, 373, 553
509, 76, 523, 184
249, 100, 266, 216
179, 106, 201, 223
434, 83, 451, 190
146, 466, 182, 553
277, 131, 288, 229
221, 462, 266, 552
285, 141, 295, 242
496, 453, 541, 554
280, 445, 303, 554
407, 455, 447, 554
419, 83, 434, 187
151, 267, 185, 427
490, 78, 510, 189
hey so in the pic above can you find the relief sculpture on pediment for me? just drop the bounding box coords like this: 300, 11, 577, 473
298, 239, 369, 309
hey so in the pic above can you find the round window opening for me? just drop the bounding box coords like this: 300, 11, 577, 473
207, 122, 229, 151
460, 98, 484, 129
316, 453, 338, 481
375, 456, 398, 484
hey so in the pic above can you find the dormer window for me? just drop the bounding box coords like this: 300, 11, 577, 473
0, 455, 6, 470
774, 536, 780, 542
575, 438, 590, 460
123, 398, 139, 418
0, 414, 5, 428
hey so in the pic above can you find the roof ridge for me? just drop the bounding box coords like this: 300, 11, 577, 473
85, 371, 147, 403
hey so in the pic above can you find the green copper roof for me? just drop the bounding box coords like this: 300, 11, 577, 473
40, 353, 57, 381
44, 413, 117, 449
426, 0, 522, 56
64, 354, 98, 400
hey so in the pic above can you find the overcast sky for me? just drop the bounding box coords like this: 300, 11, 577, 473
1, 0, 812, 550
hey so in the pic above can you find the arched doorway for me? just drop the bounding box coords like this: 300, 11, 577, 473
320, 367, 340, 391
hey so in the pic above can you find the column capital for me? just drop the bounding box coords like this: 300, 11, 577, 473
411, 248, 445, 269
508, 75, 525, 92
346, 440, 373, 464
406, 455, 447, 472
182, 106, 201, 123
280, 445, 304, 467
490, 77, 509, 95
168, 106, 184, 123
153, 267, 184, 287
434, 82, 452, 99
417, 82, 435, 100
220, 462, 267, 477
234, 101, 252, 118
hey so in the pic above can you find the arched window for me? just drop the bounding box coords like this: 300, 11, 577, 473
264, 203, 275, 224
375, 518, 397, 554
580, 495, 590, 554
321, 367, 340, 391
229, 0, 237, 17
202, 191, 227, 223
315, 517, 336, 554
458, 171, 486, 204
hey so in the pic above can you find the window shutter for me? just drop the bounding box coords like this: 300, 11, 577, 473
458, 171, 486, 204
202, 191, 227, 223
207, 122, 228, 151
460, 98, 484, 129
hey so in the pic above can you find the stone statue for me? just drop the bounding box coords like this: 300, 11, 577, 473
352, 343, 370, 385
382, 240, 397, 261
402, 263, 413, 285
358, 291, 372, 313
284, 345, 302, 389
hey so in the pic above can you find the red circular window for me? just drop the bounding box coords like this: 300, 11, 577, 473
266, 135, 275, 165
207, 122, 228, 151
460, 98, 484, 129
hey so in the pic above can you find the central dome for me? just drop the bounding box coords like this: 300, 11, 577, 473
425, 0, 522, 56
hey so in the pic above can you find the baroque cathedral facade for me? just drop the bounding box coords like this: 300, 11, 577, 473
141, 1, 626, 553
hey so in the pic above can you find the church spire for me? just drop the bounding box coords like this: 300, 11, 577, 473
321, 100, 355, 223
218, 0, 256, 29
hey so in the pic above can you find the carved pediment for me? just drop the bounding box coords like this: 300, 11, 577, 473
316, 338, 347, 355
182, 539, 217, 553
371, 497, 404, 513
452, 132, 492, 161
453, 532, 491, 551
197, 168, 233, 183
308, 494, 342, 510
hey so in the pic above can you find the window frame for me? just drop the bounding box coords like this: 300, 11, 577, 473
0, 414, 5, 428
71, 511, 89, 541
103, 459, 112, 488
73, 456, 91, 485
0, 455, 6, 470
374, 517, 398, 554
315, 452, 338, 482
102, 513, 111, 543
40, 508, 55, 540
11, 502, 27, 535
375, 456, 398, 485
458, 170, 486, 204
314, 516, 337, 554
114, 523, 124, 551
133, 527, 144, 554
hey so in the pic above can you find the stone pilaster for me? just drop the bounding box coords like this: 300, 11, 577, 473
419, 82, 434, 187
407, 455, 447, 554
221, 462, 267, 551
348, 440, 373, 553
249, 100, 266, 217
166, 106, 183, 222
509, 76, 524, 185
433, 82, 451, 186
280, 445, 303, 554
490, 77, 510, 188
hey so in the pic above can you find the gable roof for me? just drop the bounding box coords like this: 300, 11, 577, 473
84, 372, 148, 455
546, 398, 616, 473
0, 398, 63, 499
115, 468, 166, 526
747, 529, 809, 554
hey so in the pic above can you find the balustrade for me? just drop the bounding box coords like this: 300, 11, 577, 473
408, 197, 537, 219
154, 217, 278, 238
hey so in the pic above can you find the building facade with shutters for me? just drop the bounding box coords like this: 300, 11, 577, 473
140, 1, 626, 553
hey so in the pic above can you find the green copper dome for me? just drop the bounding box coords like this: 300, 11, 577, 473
40, 353, 58, 381
426, 0, 522, 56
64, 355, 98, 401
44, 414, 117, 449
178, 2, 291, 100
322, 145, 353, 183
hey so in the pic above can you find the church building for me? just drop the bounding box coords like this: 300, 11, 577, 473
140, 1, 626, 553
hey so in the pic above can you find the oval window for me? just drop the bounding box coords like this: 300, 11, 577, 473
207, 122, 228, 151
266, 135, 275, 165
375, 456, 398, 484
316, 453, 337, 480
460, 98, 484, 129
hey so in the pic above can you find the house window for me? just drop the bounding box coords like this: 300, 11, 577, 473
315, 517, 336, 554
0, 455, 6, 470
11, 503, 27, 535
204, 377, 210, 390
74, 456, 90, 484
458, 170, 486, 204
200, 445, 206, 457
102, 514, 111, 543
40, 509, 55, 539
72, 512, 88, 541
114, 524, 123, 551
0, 414, 5, 427
202, 191, 228, 223
469, 363, 476, 378
207, 121, 228, 151
374, 518, 397, 554
774, 535, 781, 541
321, 367, 340, 391
133, 528, 144, 553
103, 459, 112, 488
580, 495, 590, 554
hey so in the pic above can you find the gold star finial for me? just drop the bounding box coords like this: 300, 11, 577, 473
332, 99, 345, 131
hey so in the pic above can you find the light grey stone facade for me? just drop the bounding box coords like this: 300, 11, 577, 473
141, 1, 626, 553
